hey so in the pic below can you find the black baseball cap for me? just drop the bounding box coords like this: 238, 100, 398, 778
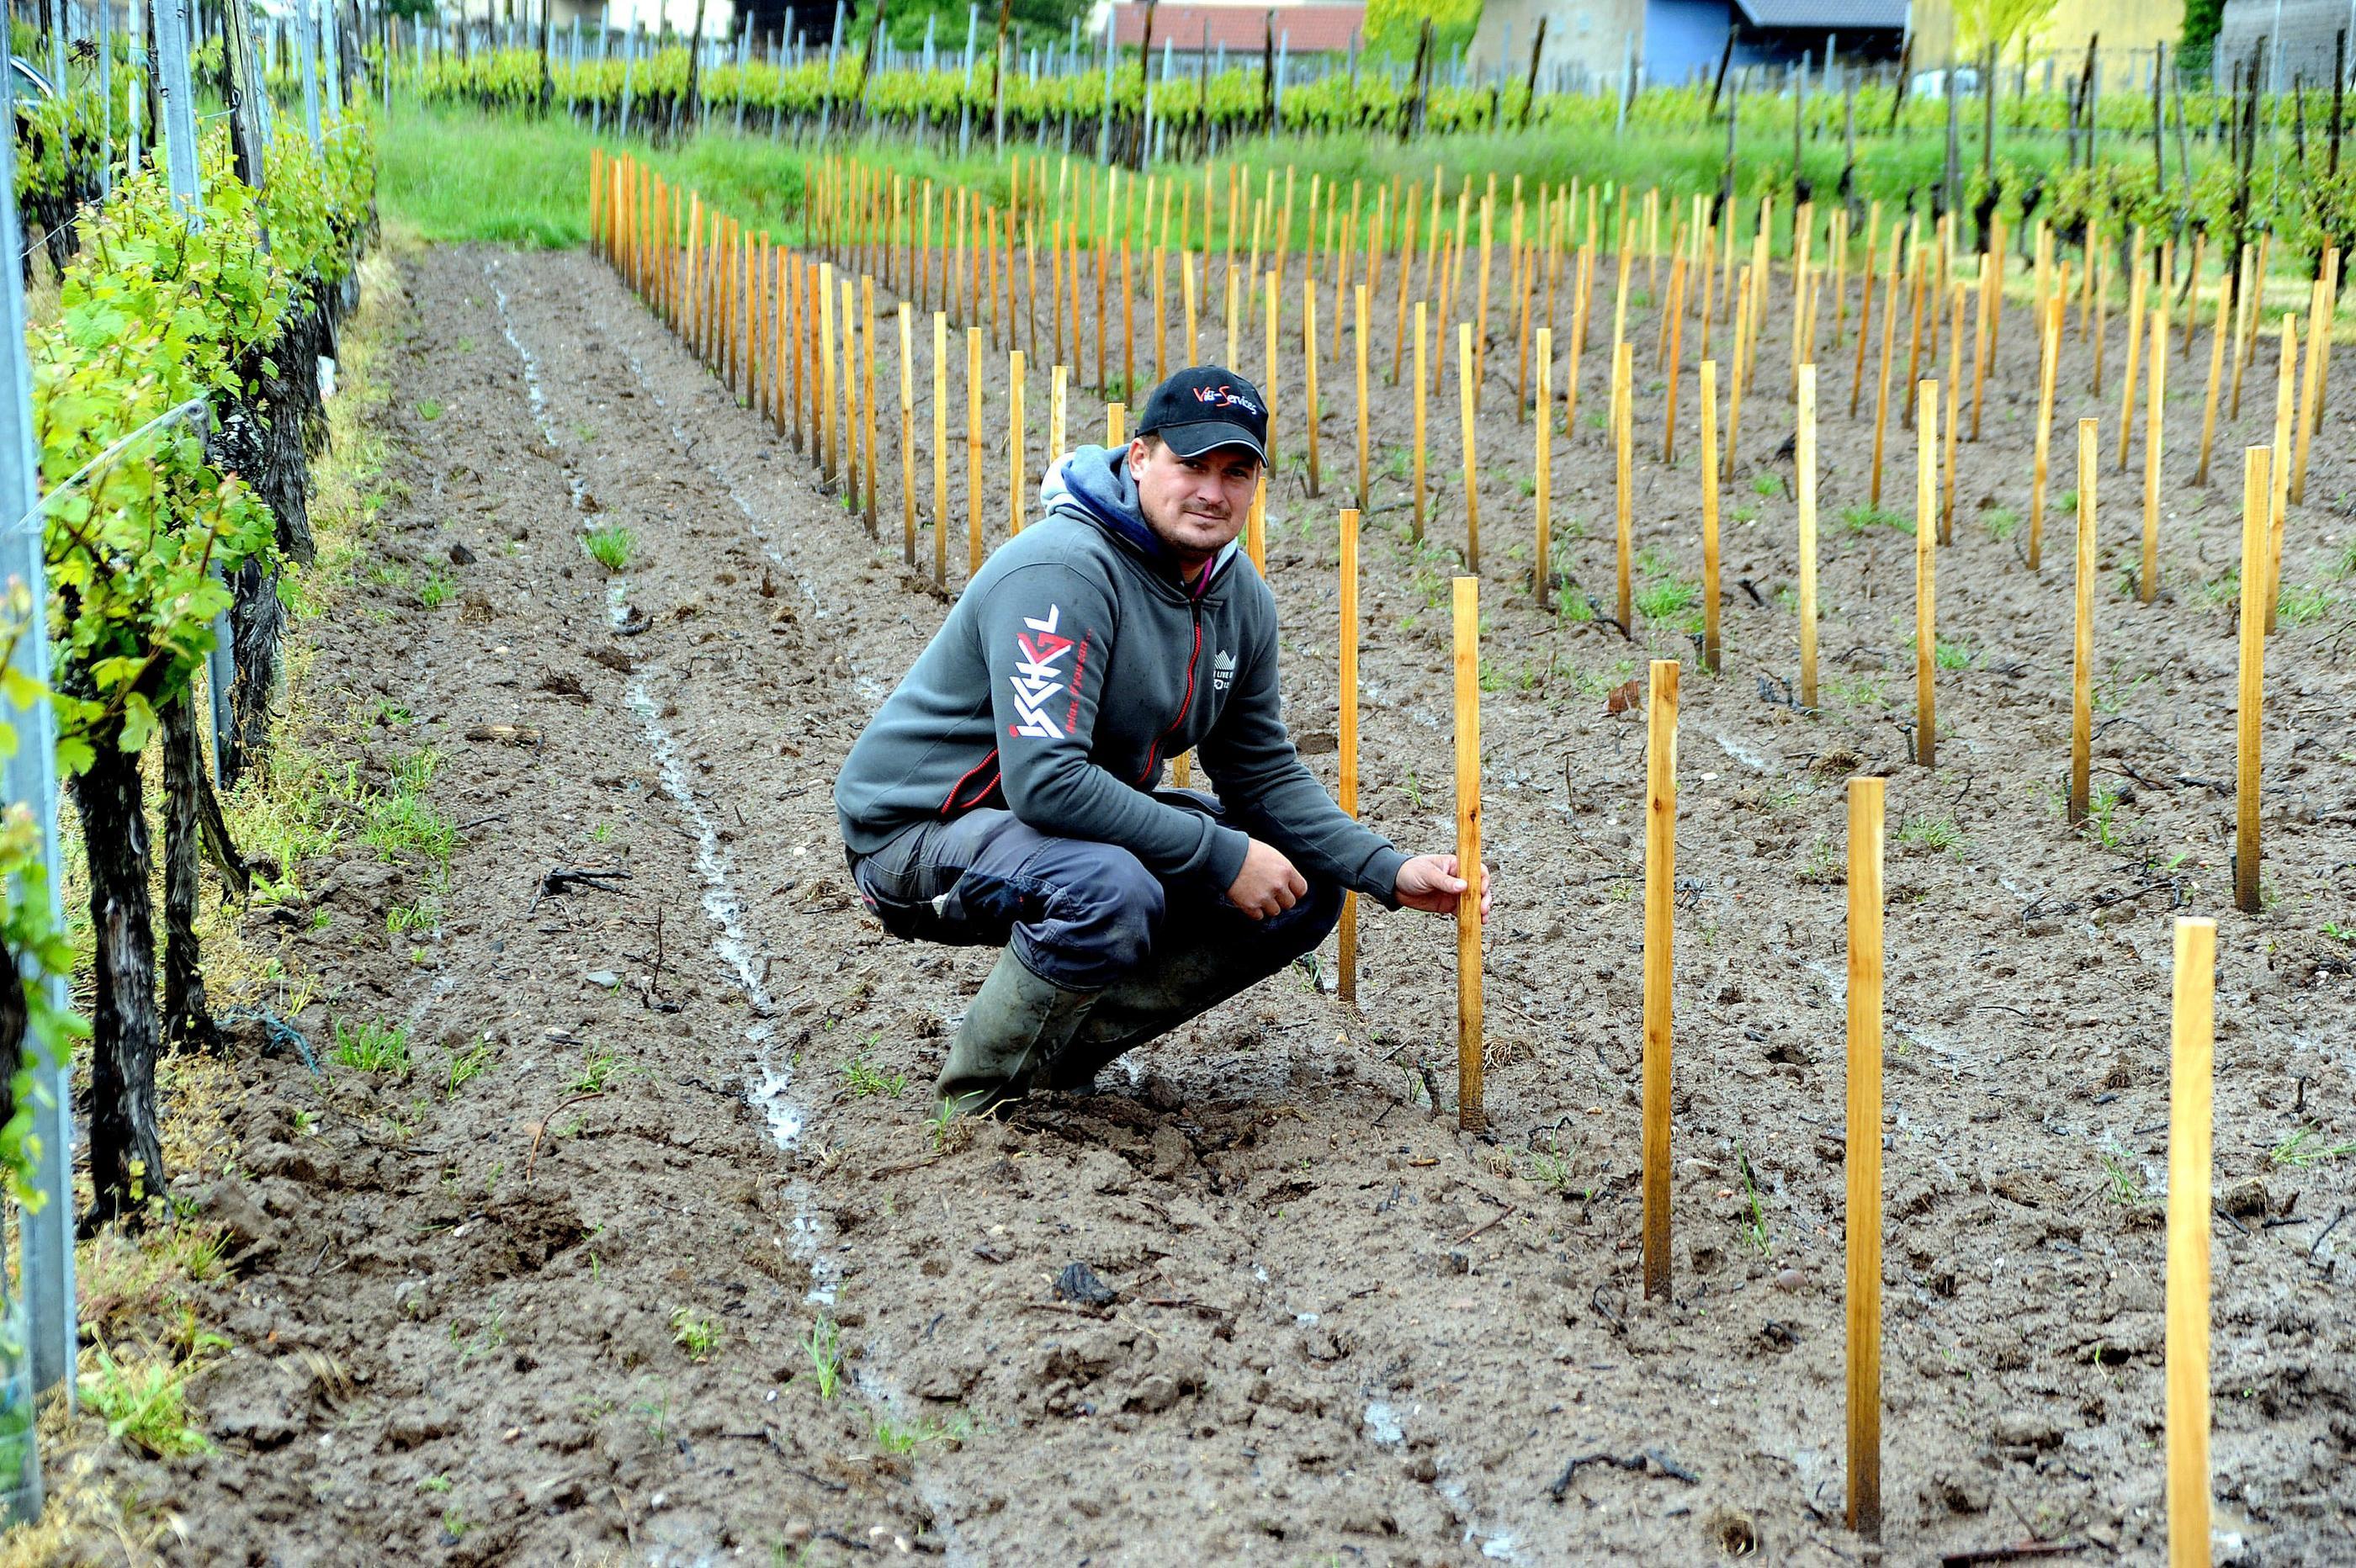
1137, 366, 1267, 464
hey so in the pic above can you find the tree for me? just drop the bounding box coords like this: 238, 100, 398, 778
1957, 0, 2062, 56
852, 0, 1090, 56
1366, 0, 1478, 64
2181, 0, 2225, 54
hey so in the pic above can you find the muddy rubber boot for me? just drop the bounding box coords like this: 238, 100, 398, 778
936, 949, 1102, 1118
1043, 881, 1342, 1092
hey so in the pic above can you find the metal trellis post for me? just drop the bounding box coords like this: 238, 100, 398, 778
0, 65, 73, 1516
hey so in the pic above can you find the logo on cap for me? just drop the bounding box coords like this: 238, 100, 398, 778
1188, 384, 1263, 418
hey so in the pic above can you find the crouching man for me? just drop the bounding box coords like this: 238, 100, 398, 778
834, 367, 1489, 1116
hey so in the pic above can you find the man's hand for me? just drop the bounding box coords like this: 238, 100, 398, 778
1227, 838, 1308, 920
1393, 854, 1492, 918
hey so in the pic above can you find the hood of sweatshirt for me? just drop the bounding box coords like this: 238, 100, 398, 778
1039, 444, 1239, 601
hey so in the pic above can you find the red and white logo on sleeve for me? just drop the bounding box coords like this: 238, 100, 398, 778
1009, 606, 1077, 739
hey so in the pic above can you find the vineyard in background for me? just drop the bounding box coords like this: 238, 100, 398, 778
399, 37, 2356, 289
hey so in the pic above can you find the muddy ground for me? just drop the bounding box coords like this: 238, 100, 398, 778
72, 230, 2356, 1565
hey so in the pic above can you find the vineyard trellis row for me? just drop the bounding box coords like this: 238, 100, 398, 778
425, 35, 2356, 268
587, 140, 2289, 1551
0, 0, 379, 1525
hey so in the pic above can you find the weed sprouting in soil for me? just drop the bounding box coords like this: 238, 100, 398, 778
1828, 673, 1886, 708
2277, 583, 2337, 627
1750, 472, 1781, 497
585, 523, 638, 571
574, 1050, 623, 1093
804, 1316, 844, 1400
417, 570, 457, 608
80, 1336, 224, 1458
415, 398, 443, 421
2270, 1126, 2356, 1168
873, 1410, 974, 1454
1634, 577, 1702, 631
2099, 1147, 2147, 1205
1839, 502, 1911, 535
1525, 1135, 1575, 1195
843, 1036, 908, 1098
332, 1018, 412, 1076
2080, 787, 2128, 850
1796, 838, 1842, 884
671, 1307, 721, 1361
361, 749, 457, 867
1983, 505, 2020, 541
1898, 814, 1966, 855
1733, 1142, 1771, 1255
444, 1036, 496, 1099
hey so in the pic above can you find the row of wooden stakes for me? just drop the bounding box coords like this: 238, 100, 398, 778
590, 147, 2286, 919
598, 147, 2330, 622
597, 148, 2263, 1560
792, 147, 2341, 517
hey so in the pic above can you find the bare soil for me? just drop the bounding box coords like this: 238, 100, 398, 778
80, 235, 2356, 1565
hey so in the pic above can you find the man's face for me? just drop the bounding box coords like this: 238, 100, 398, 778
1128, 437, 1261, 566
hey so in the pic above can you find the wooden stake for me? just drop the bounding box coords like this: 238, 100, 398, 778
2294, 278, 2325, 503
1701, 359, 1721, 674
1009, 350, 1027, 538
1451, 576, 1483, 1134
1339, 506, 1361, 1005
2269, 316, 2295, 633
1264, 270, 1280, 472
818, 260, 837, 484
1107, 402, 1125, 447
1246, 474, 1266, 574
2072, 417, 2099, 823
1356, 283, 1371, 506
2197, 269, 2231, 488
1798, 363, 1818, 707
933, 312, 948, 586
1182, 252, 1200, 365
2166, 914, 2217, 1568
1663, 254, 1687, 464
2237, 446, 2269, 915
2230, 243, 2258, 421
1305, 290, 1323, 495
2030, 298, 2060, 572
2144, 304, 2168, 603
1641, 657, 1678, 1301
967, 327, 984, 578
1413, 303, 1428, 541
1844, 772, 1886, 1544
1870, 245, 1900, 506
1049, 363, 1067, 471
1943, 289, 1961, 545
2118, 243, 2148, 469
899, 302, 915, 566
1614, 341, 1632, 628
1460, 322, 1480, 572
1902, 245, 1928, 428
1153, 245, 1167, 386
862, 275, 879, 537
1535, 329, 1552, 604
1917, 379, 1938, 766
841, 278, 862, 512
1723, 268, 1750, 484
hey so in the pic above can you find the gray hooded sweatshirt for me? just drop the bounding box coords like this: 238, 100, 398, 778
836, 444, 1408, 906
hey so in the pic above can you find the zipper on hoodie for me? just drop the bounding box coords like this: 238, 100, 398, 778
1138, 601, 1204, 784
